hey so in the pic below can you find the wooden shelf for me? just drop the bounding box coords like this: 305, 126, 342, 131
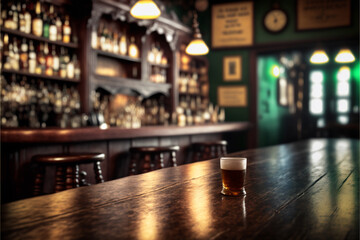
150, 63, 169, 68
1, 69, 80, 83
95, 49, 141, 63
1, 122, 252, 143
1, 28, 78, 49
93, 74, 171, 97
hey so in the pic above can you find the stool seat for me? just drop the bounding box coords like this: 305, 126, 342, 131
32, 152, 105, 196
191, 140, 227, 162
129, 146, 180, 175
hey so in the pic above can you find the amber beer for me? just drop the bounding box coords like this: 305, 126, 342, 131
221, 157, 247, 196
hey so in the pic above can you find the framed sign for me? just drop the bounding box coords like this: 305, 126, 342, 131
223, 56, 242, 81
212, 2, 253, 48
218, 86, 247, 107
297, 0, 351, 30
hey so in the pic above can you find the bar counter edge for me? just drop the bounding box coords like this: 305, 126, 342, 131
1, 122, 252, 143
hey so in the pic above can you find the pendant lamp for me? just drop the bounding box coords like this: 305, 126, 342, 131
185, 11, 209, 56
130, 0, 161, 20
310, 50, 329, 64
335, 48, 355, 63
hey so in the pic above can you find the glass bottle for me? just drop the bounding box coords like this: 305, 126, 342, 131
11, 38, 20, 70
67, 55, 74, 79
128, 36, 139, 58
119, 31, 127, 55
62, 15, 71, 43
32, 1, 43, 37
24, 2, 32, 34
28, 40, 36, 73
19, 2, 26, 32
59, 47, 67, 78
42, 10, 49, 39
35, 43, 45, 74
19, 38, 28, 71
73, 55, 81, 80
44, 43, 53, 76
48, 5, 57, 41
2, 34, 11, 70
52, 45, 59, 76
56, 14, 62, 41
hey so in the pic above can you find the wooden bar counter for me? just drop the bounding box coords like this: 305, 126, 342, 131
1, 122, 251, 202
2, 138, 358, 239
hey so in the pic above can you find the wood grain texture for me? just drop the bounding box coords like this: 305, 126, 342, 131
1, 123, 251, 143
2, 139, 358, 240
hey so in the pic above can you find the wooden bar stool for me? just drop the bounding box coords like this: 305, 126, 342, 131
32, 153, 105, 196
128, 146, 180, 175
191, 140, 227, 162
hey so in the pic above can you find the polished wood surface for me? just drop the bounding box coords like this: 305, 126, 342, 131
1, 122, 251, 143
3, 138, 358, 239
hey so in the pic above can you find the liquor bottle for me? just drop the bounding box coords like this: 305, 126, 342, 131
19, 38, 28, 70
128, 36, 139, 58
100, 26, 107, 51
11, 38, 20, 70
28, 40, 37, 73
59, 47, 67, 78
48, 5, 57, 41
113, 32, 119, 54
52, 45, 59, 75
42, 10, 50, 39
107, 29, 113, 52
0, 9, 6, 27
119, 32, 127, 55
67, 55, 75, 79
24, 2, 32, 34
32, 1, 43, 37
44, 43, 53, 76
55, 14, 62, 41
62, 15, 71, 43
4, 4, 14, 29
73, 55, 81, 80
2, 34, 11, 70
11, 2, 18, 30
35, 43, 45, 74
19, 2, 26, 32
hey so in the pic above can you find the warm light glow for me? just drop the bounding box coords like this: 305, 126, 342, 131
272, 65, 280, 77
338, 115, 349, 124
310, 50, 329, 64
335, 49, 355, 63
185, 39, 209, 56
130, 0, 161, 20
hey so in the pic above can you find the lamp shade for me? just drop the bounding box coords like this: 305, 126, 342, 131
185, 39, 209, 55
335, 48, 355, 63
310, 50, 329, 64
130, 0, 161, 20
185, 11, 209, 56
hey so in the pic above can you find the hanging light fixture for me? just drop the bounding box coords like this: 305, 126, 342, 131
310, 49, 329, 64
335, 48, 355, 63
186, 11, 209, 56
130, 0, 161, 20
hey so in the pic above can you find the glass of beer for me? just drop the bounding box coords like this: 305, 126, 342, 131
220, 157, 247, 196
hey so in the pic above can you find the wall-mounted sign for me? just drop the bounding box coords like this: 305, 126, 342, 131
218, 86, 247, 107
223, 56, 242, 81
212, 2, 253, 48
297, 0, 351, 30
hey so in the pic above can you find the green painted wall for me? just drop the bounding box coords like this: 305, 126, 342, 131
197, 0, 359, 125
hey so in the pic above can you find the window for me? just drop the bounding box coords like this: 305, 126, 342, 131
336, 66, 351, 124
309, 71, 324, 115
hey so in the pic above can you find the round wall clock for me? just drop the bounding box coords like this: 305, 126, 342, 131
263, 9, 288, 33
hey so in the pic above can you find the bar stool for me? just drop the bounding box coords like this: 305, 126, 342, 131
191, 140, 227, 162
32, 153, 105, 196
128, 146, 180, 175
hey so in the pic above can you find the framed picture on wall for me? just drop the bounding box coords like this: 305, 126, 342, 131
296, 0, 351, 30
211, 2, 254, 48
223, 56, 242, 81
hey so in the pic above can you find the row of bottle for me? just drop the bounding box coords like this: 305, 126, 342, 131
150, 66, 167, 83
91, 22, 139, 58
1, 34, 80, 79
147, 42, 168, 65
179, 73, 201, 95
1, 1, 72, 43
1, 75, 82, 128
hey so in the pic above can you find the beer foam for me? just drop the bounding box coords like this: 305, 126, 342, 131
220, 157, 247, 170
